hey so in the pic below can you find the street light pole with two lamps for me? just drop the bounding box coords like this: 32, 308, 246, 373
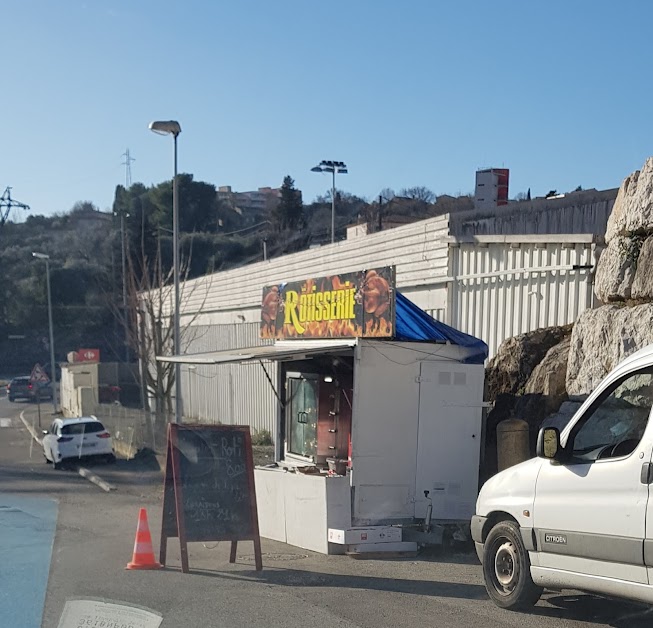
32, 252, 58, 414
311, 160, 348, 244
148, 120, 182, 424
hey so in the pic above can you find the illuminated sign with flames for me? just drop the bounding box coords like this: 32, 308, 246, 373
261, 267, 395, 339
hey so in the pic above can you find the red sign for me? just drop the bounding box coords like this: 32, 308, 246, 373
77, 348, 100, 363
30, 363, 50, 384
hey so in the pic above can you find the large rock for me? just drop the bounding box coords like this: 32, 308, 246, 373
541, 399, 586, 432
485, 325, 572, 401
566, 303, 653, 395
605, 158, 653, 242
594, 236, 639, 302
525, 336, 571, 397
632, 236, 653, 300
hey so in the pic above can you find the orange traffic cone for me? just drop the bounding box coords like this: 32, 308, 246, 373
126, 508, 162, 570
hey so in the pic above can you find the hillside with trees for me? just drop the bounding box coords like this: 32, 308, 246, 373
0, 174, 467, 374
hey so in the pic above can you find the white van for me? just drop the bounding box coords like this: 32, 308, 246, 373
472, 344, 653, 610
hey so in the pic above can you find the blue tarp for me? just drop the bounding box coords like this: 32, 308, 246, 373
394, 291, 488, 364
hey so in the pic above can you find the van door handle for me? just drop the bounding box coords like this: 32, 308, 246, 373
641, 463, 653, 484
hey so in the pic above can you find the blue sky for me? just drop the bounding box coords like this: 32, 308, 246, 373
2, 0, 652, 217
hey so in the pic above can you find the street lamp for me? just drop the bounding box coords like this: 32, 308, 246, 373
32, 252, 58, 414
149, 119, 182, 424
311, 160, 348, 244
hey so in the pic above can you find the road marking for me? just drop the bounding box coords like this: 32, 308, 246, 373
0, 494, 58, 628
0, 418, 11, 427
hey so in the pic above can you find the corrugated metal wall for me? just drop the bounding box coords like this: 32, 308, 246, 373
450, 193, 616, 237
172, 215, 450, 321
175, 236, 602, 434
179, 322, 278, 434
448, 237, 599, 358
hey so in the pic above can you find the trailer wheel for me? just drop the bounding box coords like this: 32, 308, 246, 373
482, 520, 542, 610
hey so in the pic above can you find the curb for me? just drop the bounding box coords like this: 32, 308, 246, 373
20, 410, 116, 493
77, 466, 116, 492
19, 410, 43, 445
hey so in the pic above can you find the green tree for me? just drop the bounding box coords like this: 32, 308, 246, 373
148, 174, 219, 234
272, 176, 304, 231
0, 204, 122, 372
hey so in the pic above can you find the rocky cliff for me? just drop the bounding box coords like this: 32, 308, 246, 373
484, 157, 653, 478
570, 156, 653, 394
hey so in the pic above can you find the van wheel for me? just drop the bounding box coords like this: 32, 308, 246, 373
482, 520, 542, 610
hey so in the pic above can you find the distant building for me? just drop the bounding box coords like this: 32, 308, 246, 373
68, 205, 112, 232
217, 186, 281, 216
474, 168, 509, 210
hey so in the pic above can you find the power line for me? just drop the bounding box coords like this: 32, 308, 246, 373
121, 148, 135, 188
0, 187, 30, 228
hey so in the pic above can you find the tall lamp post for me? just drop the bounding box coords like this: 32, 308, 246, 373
32, 252, 57, 414
149, 119, 182, 424
311, 160, 348, 244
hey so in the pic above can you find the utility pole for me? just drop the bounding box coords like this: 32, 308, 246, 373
119, 149, 135, 362
0, 187, 30, 229
378, 194, 383, 232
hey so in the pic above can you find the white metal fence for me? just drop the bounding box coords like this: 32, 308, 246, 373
447, 236, 599, 358
179, 322, 278, 435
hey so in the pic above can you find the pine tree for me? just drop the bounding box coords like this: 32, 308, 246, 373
273, 175, 304, 231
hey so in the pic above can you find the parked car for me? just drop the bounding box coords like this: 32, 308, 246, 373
472, 344, 653, 610
42, 417, 115, 469
7, 376, 53, 402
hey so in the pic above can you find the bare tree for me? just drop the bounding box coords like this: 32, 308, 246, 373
124, 237, 209, 420
399, 186, 436, 204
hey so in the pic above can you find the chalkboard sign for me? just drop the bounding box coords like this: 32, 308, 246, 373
159, 424, 262, 573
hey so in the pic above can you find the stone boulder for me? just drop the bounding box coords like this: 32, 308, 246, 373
525, 335, 571, 397
594, 236, 639, 302
605, 157, 653, 242
566, 303, 653, 396
632, 236, 653, 300
485, 325, 572, 401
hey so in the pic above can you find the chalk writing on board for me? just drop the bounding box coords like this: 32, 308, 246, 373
160, 424, 263, 573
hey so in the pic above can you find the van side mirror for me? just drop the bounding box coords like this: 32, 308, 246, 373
536, 426, 561, 460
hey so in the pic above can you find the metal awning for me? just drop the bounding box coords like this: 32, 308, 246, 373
156, 339, 358, 365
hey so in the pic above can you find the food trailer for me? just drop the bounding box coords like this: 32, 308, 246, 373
161, 267, 488, 555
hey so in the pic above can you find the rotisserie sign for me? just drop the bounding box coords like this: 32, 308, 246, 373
261, 266, 396, 339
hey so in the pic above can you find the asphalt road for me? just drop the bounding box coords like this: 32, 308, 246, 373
1, 393, 652, 628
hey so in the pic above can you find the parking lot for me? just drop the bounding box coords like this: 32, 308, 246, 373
1, 394, 653, 627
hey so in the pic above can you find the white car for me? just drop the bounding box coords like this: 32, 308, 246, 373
472, 344, 653, 610
42, 417, 115, 469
